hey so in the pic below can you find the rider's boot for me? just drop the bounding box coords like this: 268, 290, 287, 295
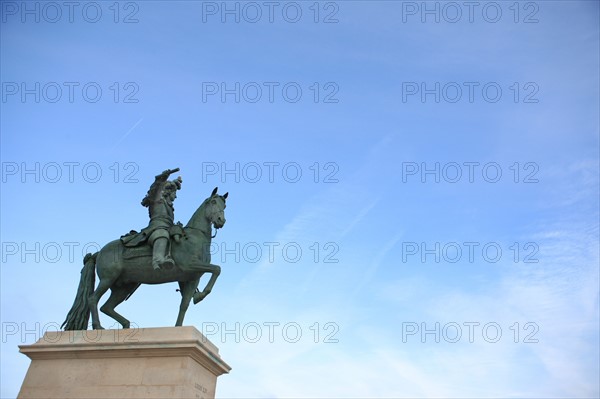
152, 237, 175, 270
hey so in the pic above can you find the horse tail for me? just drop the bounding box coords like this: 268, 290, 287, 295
61, 252, 97, 330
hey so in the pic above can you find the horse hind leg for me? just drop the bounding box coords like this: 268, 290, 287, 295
89, 278, 114, 329
100, 284, 137, 329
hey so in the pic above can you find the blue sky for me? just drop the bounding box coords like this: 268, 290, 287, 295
1, 1, 599, 397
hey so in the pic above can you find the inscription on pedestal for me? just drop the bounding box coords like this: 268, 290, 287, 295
195, 382, 209, 399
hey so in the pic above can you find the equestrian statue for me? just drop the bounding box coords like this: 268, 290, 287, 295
62, 168, 228, 330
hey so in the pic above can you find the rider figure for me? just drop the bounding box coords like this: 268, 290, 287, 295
141, 168, 182, 270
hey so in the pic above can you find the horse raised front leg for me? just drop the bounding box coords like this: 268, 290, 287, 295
175, 279, 198, 326
193, 265, 221, 304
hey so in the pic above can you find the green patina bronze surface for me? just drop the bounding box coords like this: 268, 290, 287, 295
62, 168, 228, 330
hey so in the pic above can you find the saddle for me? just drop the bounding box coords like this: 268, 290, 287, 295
120, 224, 184, 260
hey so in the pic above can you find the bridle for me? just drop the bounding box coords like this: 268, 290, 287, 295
187, 197, 224, 239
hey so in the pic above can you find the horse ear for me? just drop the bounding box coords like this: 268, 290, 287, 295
211, 187, 218, 196
223, 192, 228, 199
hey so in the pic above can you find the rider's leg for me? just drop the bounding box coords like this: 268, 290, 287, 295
150, 230, 175, 270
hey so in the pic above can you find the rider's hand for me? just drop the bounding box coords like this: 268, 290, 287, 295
157, 168, 180, 178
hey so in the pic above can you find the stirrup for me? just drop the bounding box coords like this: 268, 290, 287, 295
161, 257, 175, 269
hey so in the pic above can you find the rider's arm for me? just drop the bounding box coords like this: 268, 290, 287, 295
149, 168, 180, 203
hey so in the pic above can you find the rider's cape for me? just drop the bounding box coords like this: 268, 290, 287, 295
120, 228, 150, 247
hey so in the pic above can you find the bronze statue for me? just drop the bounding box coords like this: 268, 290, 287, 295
126, 168, 183, 270
62, 168, 228, 330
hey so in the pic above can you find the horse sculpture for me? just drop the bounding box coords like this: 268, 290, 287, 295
62, 186, 228, 330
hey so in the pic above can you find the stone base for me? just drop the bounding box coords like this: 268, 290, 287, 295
17, 326, 231, 399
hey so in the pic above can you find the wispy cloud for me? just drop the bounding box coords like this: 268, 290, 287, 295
111, 118, 144, 151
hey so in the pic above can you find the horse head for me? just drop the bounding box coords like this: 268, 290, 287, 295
207, 186, 228, 229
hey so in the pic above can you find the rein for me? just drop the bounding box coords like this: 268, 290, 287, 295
186, 225, 218, 238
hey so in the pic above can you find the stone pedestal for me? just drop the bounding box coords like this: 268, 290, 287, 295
17, 326, 231, 399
